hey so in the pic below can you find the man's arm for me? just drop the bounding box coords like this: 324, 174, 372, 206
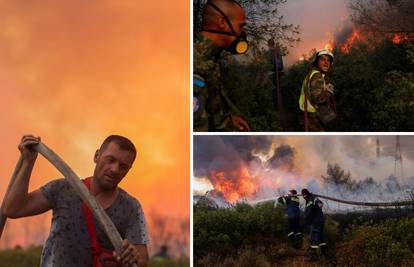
220, 89, 251, 131
193, 74, 209, 131
315, 198, 324, 208
2, 135, 51, 218
3, 189, 50, 218
309, 73, 332, 104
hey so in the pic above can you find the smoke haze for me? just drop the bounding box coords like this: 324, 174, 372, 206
0, 0, 189, 253
194, 136, 414, 204
280, 0, 350, 65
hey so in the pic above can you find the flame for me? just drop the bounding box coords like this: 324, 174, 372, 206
340, 29, 362, 53
210, 167, 257, 202
392, 34, 412, 44
209, 166, 302, 203
334, 28, 411, 54
393, 35, 402, 44
324, 40, 334, 52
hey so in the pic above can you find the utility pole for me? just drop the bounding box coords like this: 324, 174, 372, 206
376, 136, 380, 158
268, 39, 285, 130
394, 136, 405, 185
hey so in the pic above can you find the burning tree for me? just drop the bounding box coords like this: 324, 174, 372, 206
322, 163, 352, 187
349, 0, 414, 40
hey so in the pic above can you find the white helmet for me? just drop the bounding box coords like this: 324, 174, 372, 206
315, 49, 334, 62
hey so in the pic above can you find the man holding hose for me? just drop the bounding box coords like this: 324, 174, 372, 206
2, 134, 149, 267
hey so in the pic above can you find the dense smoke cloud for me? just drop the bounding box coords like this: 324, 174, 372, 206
268, 144, 295, 171
193, 136, 273, 177
334, 23, 356, 45
194, 136, 414, 205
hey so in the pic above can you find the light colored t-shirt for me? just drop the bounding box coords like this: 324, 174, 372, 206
39, 178, 149, 267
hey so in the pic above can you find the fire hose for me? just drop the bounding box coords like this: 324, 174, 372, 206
312, 193, 414, 207
250, 193, 414, 207
288, 193, 414, 207
0, 142, 138, 267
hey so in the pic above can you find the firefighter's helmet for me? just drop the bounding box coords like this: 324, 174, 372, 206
313, 49, 334, 66
301, 188, 310, 195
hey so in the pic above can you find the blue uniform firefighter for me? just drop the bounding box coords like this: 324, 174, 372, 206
277, 189, 303, 247
301, 188, 327, 261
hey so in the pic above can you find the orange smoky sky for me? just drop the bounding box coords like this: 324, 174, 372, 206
280, 0, 349, 65
0, 0, 189, 248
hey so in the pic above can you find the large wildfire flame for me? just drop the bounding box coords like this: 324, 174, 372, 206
210, 167, 257, 202
208, 166, 302, 203
340, 29, 364, 53
323, 28, 365, 53
207, 143, 302, 203
323, 27, 412, 54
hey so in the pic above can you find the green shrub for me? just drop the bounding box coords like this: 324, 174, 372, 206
0, 246, 42, 267
149, 257, 190, 267
194, 201, 288, 261
337, 218, 414, 267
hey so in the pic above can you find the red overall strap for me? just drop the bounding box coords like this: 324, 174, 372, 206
82, 177, 102, 265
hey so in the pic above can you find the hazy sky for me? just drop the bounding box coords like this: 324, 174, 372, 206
280, 0, 350, 65
0, 0, 189, 249
194, 135, 414, 195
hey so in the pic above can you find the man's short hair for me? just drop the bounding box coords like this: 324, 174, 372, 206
202, 0, 243, 27
100, 135, 137, 161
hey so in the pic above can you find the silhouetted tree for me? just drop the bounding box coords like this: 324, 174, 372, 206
349, 0, 414, 37
322, 163, 352, 186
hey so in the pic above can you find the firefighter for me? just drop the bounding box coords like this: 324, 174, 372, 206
298, 49, 336, 131
277, 189, 303, 247
194, 0, 251, 132
301, 188, 327, 261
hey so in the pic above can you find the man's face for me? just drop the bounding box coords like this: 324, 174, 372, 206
93, 142, 135, 190
229, 6, 246, 37
220, 5, 246, 49
317, 55, 331, 73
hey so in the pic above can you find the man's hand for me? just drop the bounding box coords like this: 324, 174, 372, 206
231, 115, 251, 131
18, 135, 41, 162
326, 83, 334, 95
2, 134, 51, 218
114, 240, 148, 267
